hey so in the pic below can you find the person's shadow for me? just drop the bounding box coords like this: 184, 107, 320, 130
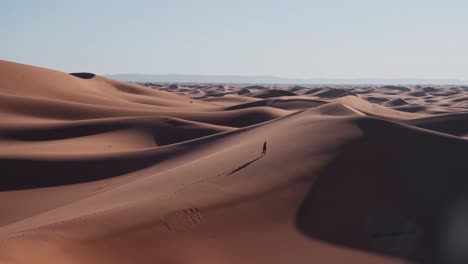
226, 155, 264, 176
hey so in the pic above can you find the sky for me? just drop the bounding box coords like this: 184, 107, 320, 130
1, 0, 468, 79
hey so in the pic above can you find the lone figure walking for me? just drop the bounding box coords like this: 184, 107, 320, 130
262, 141, 267, 156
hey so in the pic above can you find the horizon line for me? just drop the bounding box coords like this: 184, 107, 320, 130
104, 73, 467, 81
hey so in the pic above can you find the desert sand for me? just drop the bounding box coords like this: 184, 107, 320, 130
0, 60, 467, 263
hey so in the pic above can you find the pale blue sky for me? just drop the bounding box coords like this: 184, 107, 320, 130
2, 0, 467, 79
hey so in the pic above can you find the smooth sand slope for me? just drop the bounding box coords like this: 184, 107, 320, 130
1, 60, 468, 263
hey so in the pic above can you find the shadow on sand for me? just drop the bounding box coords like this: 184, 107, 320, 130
69, 72, 96, 79
295, 118, 468, 264
226, 155, 264, 176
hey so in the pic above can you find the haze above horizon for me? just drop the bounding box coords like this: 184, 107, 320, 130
2, 0, 467, 80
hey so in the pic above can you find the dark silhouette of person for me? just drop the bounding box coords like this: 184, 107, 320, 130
262, 141, 267, 156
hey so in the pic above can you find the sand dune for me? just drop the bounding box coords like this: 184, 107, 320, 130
1, 60, 468, 263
